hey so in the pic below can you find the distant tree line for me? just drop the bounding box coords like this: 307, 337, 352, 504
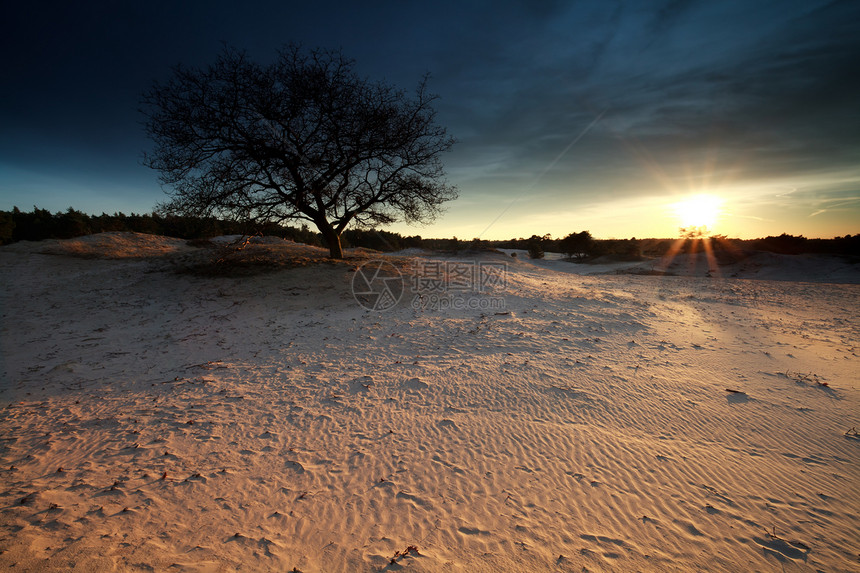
0, 206, 427, 252
493, 232, 860, 259
744, 233, 860, 255
1, 207, 857, 257
0, 206, 321, 245
497, 233, 642, 260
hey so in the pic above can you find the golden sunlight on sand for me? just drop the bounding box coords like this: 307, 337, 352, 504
1, 233, 858, 572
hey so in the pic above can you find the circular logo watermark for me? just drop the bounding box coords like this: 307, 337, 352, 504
352, 260, 404, 311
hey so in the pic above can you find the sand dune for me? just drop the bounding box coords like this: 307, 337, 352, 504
1, 235, 858, 571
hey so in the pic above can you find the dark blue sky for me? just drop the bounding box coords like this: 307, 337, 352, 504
2, 0, 858, 238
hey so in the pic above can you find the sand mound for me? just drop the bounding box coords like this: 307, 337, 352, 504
2, 231, 195, 259
0, 233, 401, 276
172, 236, 341, 276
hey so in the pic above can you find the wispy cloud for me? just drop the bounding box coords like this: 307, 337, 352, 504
809, 197, 860, 217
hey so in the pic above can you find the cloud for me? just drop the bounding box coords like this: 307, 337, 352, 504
1, 0, 857, 238
437, 0, 859, 213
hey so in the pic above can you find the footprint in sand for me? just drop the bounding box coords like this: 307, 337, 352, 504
396, 491, 433, 509
403, 377, 429, 391
284, 460, 305, 473
681, 522, 704, 536
348, 376, 374, 393
458, 526, 491, 536
579, 534, 630, 554
753, 536, 811, 562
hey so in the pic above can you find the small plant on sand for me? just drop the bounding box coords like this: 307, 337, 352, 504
784, 370, 827, 387
390, 545, 420, 564
765, 525, 780, 539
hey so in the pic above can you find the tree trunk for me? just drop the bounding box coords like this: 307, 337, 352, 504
317, 221, 344, 259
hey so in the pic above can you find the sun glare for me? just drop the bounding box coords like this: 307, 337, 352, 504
673, 194, 722, 231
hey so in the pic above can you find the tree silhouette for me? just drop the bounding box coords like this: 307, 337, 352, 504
527, 235, 545, 259
142, 45, 457, 258
559, 231, 593, 260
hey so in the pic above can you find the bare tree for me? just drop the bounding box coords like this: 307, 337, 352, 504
142, 45, 457, 258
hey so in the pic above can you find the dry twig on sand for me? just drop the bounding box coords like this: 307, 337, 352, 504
390, 545, 420, 564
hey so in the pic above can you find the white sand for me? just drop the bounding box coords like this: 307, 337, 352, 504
1, 234, 858, 572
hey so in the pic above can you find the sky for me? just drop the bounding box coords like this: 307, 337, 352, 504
2, 0, 859, 240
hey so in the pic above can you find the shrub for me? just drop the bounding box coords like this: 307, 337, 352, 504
527, 235, 544, 259
559, 231, 593, 260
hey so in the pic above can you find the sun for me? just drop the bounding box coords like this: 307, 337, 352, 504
673, 194, 722, 231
